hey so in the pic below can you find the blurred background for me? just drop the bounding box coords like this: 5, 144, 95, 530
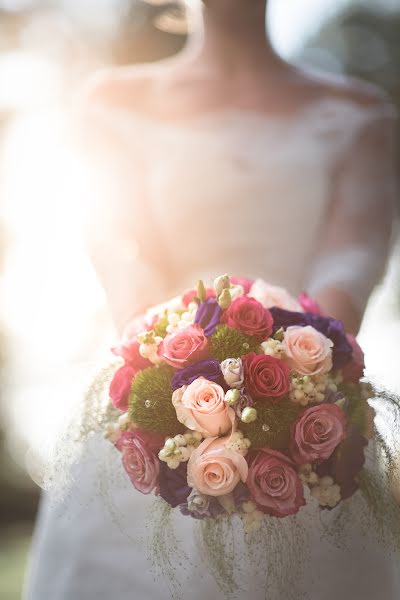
0, 0, 399, 598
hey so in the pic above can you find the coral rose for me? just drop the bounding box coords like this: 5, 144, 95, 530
249, 279, 303, 312
243, 352, 290, 401
109, 364, 135, 411
291, 404, 347, 465
112, 340, 152, 372
116, 430, 164, 495
222, 296, 273, 341
282, 325, 333, 376
158, 324, 208, 368
298, 292, 322, 316
230, 276, 254, 295
247, 448, 305, 517
172, 377, 235, 437
187, 436, 248, 497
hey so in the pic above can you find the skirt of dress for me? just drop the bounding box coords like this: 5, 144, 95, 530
24, 433, 400, 600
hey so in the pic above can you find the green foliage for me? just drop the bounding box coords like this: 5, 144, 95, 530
129, 364, 185, 436
241, 400, 302, 450
153, 315, 169, 338
339, 383, 369, 435
209, 325, 261, 362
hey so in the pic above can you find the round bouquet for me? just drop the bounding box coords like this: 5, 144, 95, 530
105, 274, 376, 532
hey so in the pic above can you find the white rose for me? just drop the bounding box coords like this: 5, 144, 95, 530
220, 358, 244, 389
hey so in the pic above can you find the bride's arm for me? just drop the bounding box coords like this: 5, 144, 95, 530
307, 105, 398, 333
79, 81, 172, 332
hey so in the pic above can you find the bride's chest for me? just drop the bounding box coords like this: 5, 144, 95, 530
134, 123, 333, 233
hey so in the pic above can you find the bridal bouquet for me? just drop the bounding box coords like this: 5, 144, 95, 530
105, 274, 373, 533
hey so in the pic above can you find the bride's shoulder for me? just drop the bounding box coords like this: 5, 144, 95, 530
293, 65, 395, 118
80, 59, 179, 116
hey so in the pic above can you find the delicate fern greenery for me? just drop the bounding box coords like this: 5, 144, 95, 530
369, 384, 400, 480
210, 325, 261, 362
129, 364, 185, 435
241, 400, 301, 450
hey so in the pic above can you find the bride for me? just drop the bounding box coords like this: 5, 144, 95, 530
25, 1, 399, 599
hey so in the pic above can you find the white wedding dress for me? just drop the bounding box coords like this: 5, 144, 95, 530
25, 97, 400, 600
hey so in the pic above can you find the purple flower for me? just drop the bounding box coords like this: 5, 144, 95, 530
325, 389, 349, 412
316, 426, 367, 504
194, 298, 222, 337
235, 389, 254, 419
158, 461, 191, 508
171, 359, 223, 392
179, 496, 225, 520
269, 308, 353, 370
232, 481, 251, 509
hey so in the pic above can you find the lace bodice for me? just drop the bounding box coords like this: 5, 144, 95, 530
84, 98, 397, 328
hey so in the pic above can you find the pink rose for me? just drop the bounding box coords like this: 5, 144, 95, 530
182, 287, 215, 307
282, 325, 333, 376
230, 276, 254, 295
109, 364, 135, 411
342, 335, 365, 383
247, 448, 306, 517
249, 279, 303, 312
298, 292, 322, 316
172, 377, 235, 437
222, 296, 273, 341
112, 340, 152, 372
291, 404, 347, 465
116, 429, 164, 495
187, 436, 248, 497
158, 324, 208, 368
243, 352, 291, 402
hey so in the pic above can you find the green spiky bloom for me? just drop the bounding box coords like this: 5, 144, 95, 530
129, 364, 185, 436
241, 400, 302, 450
209, 325, 261, 362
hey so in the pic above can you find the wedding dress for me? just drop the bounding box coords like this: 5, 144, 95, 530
24, 97, 399, 600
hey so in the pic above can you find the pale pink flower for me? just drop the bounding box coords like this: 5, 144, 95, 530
283, 325, 333, 376
172, 377, 235, 438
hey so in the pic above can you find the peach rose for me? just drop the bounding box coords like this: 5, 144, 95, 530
249, 279, 303, 312
282, 325, 333, 376
158, 324, 208, 368
172, 377, 235, 437
187, 435, 248, 497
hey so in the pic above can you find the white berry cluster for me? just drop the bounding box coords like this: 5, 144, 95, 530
137, 331, 163, 365
165, 302, 198, 334
241, 500, 264, 534
104, 412, 130, 443
311, 476, 341, 508
289, 374, 341, 406
158, 431, 203, 469
225, 431, 251, 456
299, 464, 341, 508
298, 463, 319, 486
261, 338, 284, 359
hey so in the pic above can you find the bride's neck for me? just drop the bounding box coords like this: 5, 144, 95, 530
187, 0, 281, 73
